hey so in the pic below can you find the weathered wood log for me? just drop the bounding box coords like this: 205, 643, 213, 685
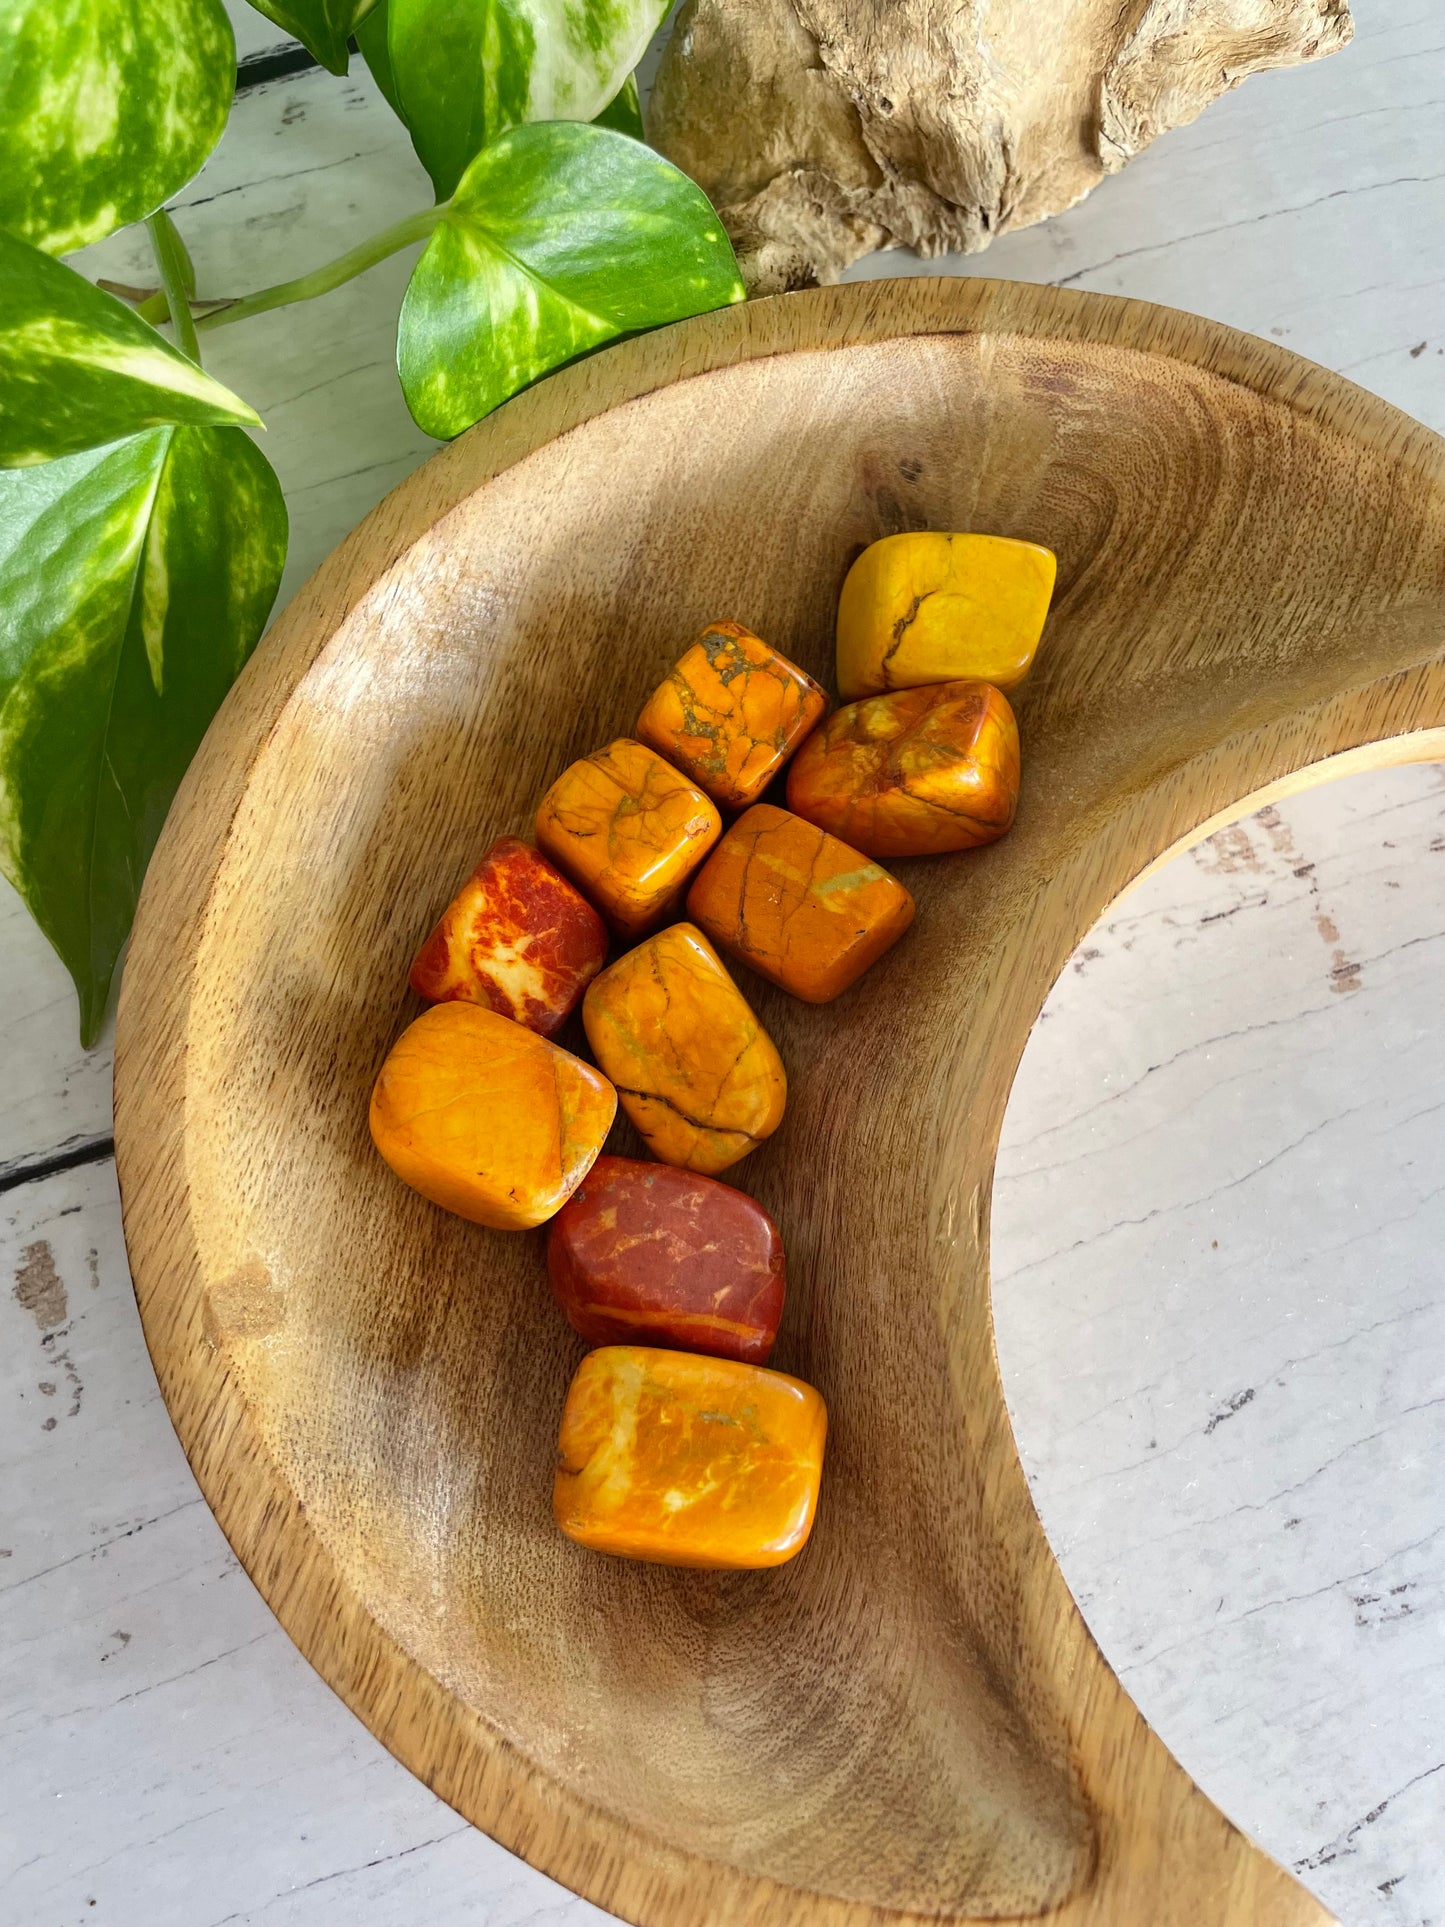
648, 0, 1353, 292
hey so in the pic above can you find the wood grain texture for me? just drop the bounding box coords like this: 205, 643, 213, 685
113, 278, 1445, 1926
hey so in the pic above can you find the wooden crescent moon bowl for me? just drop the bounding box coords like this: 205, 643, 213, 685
115, 281, 1445, 1927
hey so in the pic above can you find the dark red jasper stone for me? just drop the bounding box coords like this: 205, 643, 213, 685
547, 1155, 785, 1363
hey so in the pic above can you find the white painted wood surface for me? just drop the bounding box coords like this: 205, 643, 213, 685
2, 4, 1442, 1923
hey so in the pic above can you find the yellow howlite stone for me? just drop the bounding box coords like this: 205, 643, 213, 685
836, 531, 1056, 700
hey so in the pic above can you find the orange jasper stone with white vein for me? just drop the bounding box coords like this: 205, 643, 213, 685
408, 837, 607, 1034
554, 1345, 827, 1568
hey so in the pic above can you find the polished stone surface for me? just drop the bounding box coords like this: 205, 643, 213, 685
536, 739, 721, 938
635, 621, 828, 812
583, 922, 787, 1174
786, 680, 1020, 858
408, 836, 607, 1036
553, 1346, 826, 1568
370, 1003, 615, 1229
687, 802, 915, 1002
835, 532, 1055, 699
548, 1155, 786, 1362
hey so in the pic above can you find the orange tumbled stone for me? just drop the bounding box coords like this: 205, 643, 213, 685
687, 803, 914, 1003
535, 738, 721, 938
369, 1002, 615, 1229
635, 620, 828, 811
786, 680, 1020, 858
554, 1346, 826, 1568
408, 836, 608, 1035
582, 922, 786, 1174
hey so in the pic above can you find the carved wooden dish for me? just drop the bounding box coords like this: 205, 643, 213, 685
115, 280, 1445, 1927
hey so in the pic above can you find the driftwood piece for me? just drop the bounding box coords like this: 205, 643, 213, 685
648, 0, 1353, 292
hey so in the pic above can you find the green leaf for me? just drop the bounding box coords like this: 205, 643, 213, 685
0, 0, 236, 255
0, 426, 287, 1043
593, 72, 643, 141
0, 229, 261, 467
243, 0, 378, 76
398, 121, 744, 440
385, 0, 669, 200
355, 0, 404, 118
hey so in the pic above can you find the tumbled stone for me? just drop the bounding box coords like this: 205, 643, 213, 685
687, 803, 914, 1003
582, 922, 786, 1174
548, 1155, 785, 1362
836, 530, 1055, 700
635, 620, 828, 811
535, 737, 722, 937
408, 836, 608, 1035
786, 680, 1020, 857
553, 1345, 826, 1568
369, 1003, 615, 1229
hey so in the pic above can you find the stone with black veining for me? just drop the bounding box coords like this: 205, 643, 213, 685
836, 531, 1055, 700
687, 803, 914, 1002
535, 738, 721, 937
582, 922, 786, 1173
787, 680, 1020, 858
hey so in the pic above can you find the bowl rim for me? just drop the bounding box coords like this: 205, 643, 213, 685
114, 277, 1444, 1927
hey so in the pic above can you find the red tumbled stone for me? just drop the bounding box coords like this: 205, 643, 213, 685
547, 1155, 785, 1364
409, 836, 607, 1036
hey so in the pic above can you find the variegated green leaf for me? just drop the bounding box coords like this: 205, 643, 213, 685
385, 0, 668, 199
593, 72, 643, 141
398, 122, 744, 440
0, 426, 287, 1043
355, 0, 404, 116
0, 229, 261, 467
0, 0, 236, 254
243, 0, 378, 76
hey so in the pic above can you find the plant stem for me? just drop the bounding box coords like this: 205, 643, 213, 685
197, 205, 447, 334
146, 211, 202, 364
132, 287, 231, 325
170, 222, 198, 299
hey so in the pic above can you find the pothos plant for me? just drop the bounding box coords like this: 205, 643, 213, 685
0, 0, 745, 1045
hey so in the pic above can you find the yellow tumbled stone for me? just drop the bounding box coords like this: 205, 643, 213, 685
554, 1346, 827, 1568
836, 531, 1056, 700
